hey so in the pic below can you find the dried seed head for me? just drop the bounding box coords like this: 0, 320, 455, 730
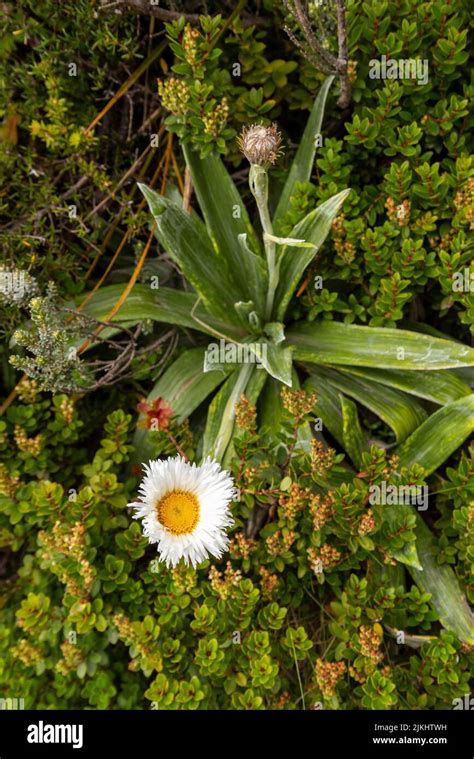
237, 123, 283, 167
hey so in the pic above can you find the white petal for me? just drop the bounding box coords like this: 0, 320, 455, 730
128, 456, 235, 568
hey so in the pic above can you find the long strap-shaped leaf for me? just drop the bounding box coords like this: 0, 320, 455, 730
202, 364, 254, 463
391, 395, 474, 644
80, 284, 246, 340
340, 394, 369, 469
395, 395, 474, 474
182, 145, 265, 313
273, 75, 334, 232
248, 340, 294, 386
336, 365, 471, 405
310, 365, 427, 443
202, 364, 268, 465
260, 370, 313, 445
409, 515, 474, 645
223, 369, 268, 468
275, 189, 351, 321
304, 371, 345, 446
288, 320, 474, 369
139, 184, 241, 324
132, 348, 231, 465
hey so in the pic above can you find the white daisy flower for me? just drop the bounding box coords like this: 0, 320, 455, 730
128, 456, 236, 568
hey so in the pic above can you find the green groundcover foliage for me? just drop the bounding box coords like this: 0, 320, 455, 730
0, 0, 473, 711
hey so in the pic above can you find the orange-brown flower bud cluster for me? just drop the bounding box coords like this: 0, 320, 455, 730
309, 493, 333, 530
39, 521, 94, 596
307, 543, 341, 573
234, 394, 257, 432
229, 532, 256, 561
202, 98, 229, 138
332, 213, 355, 263
281, 387, 317, 417
359, 624, 383, 663
275, 690, 291, 709
310, 439, 337, 476
241, 461, 269, 485
209, 562, 242, 600
385, 197, 411, 227
266, 529, 296, 557
14, 425, 42, 456
113, 613, 135, 643
0, 463, 19, 497
358, 509, 376, 536
315, 658, 346, 698
278, 483, 312, 520
158, 78, 191, 116
58, 397, 75, 424
259, 566, 279, 599
182, 25, 200, 66
56, 640, 84, 675
11, 639, 43, 667
17, 377, 38, 403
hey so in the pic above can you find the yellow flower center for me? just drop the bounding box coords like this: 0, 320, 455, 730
157, 490, 200, 535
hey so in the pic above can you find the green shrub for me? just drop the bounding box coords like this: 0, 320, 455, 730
1, 0, 473, 712
0, 392, 473, 710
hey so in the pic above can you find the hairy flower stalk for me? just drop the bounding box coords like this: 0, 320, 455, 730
250, 165, 277, 321
239, 124, 283, 321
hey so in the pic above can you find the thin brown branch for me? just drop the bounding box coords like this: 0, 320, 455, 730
291, 0, 337, 70
109, 0, 269, 27
107, 0, 200, 23
3, 175, 90, 233
183, 166, 193, 213
61, 308, 178, 392
283, 25, 333, 74
83, 144, 152, 221
334, 0, 351, 108
284, 0, 351, 109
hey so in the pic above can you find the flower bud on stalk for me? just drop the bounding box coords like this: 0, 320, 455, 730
237, 123, 283, 168
238, 124, 284, 321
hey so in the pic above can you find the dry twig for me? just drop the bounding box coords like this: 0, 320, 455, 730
107, 0, 269, 27
283, 0, 351, 109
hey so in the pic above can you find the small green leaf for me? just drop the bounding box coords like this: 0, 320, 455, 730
382, 505, 422, 571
